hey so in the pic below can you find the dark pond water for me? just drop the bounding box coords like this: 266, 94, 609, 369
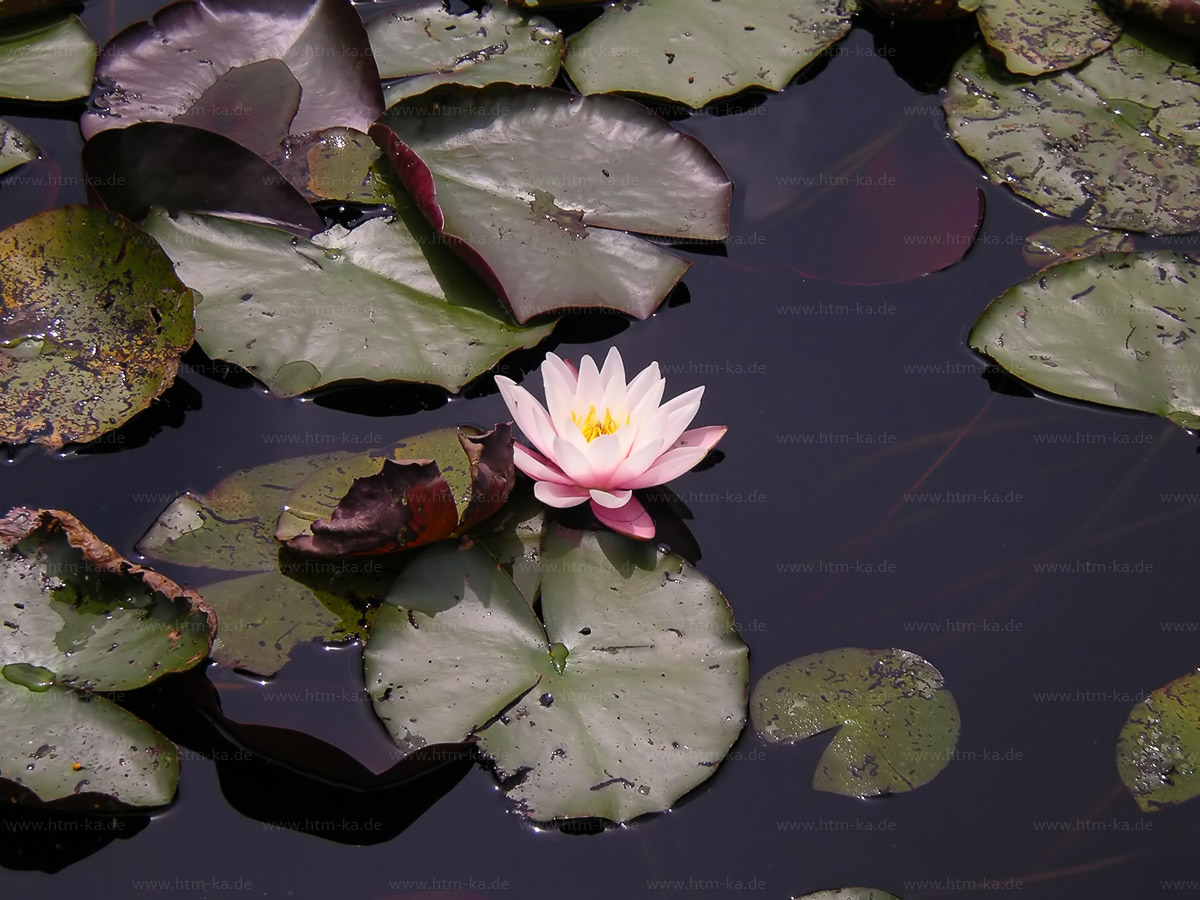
3, 1, 1200, 898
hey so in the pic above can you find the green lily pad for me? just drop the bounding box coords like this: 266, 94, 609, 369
563, 0, 857, 109
0, 205, 195, 449
0, 678, 180, 809
1021, 223, 1134, 269
367, 1, 563, 106
82, 0, 382, 144
137, 452, 358, 572
196, 565, 382, 677
1117, 669, 1200, 811
141, 207, 554, 397
372, 84, 731, 324
365, 527, 748, 822
0, 508, 215, 692
0, 117, 36, 175
977, 0, 1120, 75
945, 33, 1200, 234
750, 648, 960, 797
795, 892, 902, 900
274, 127, 402, 204
968, 251, 1200, 429
276, 425, 514, 558
472, 487, 545, 605
0, 508, 212, 810
0, 14, 95, 101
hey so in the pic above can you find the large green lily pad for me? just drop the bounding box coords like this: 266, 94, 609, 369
365, 527, 748, 822
372, 84, 731, 324
968, 251, 1200, 429
276, 425, 514, 558
563, 0, 857, 109
0, 678, 181, 809
367, 1, 563, 106
1117, 669, 1200, 811
0, 508, 212, 810
976, 0, 1120, 76
0, 205, 195, 449
82, 0, 382, 143
142, 207, 554, 397
0, 13, 95, 101
750, 648, 960, 797
0, 117, 36, 175
945, 34, 1200, 234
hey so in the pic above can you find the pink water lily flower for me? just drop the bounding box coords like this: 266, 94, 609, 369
494, 347, 726, 540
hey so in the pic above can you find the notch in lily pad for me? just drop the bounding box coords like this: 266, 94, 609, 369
750, 647, 960, 797
277, 425, 515, 557
0, 508, 215, 809
364, 525, 748, 823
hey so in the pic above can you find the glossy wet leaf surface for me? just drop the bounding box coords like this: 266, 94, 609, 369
0, 678, 180, 809
1116, 669, 1200, 811
1020, 223, 1134, 270
367, 1, 563, 106
372, 83, 730, 324
279, 425, 513, 558
0, 116, 36, 175
365, 527, 748, 822
945, 33, 1200, 234
750, 647, 960, 797
977, 0, 1120, 75
969, 251, 1200, 429
563, 0, 856, 109
0, 13, 95, 101
82, 0, 382, 143
0, 205, 195, 449
142, 207, 554, 396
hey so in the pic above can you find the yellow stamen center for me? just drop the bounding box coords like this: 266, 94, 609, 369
573, 405, 626, 442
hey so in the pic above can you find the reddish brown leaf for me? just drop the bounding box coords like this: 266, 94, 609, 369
456, 423, 515, 533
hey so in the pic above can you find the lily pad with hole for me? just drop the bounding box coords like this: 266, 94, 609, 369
0, 13, 95, 101
0, 508, 214, 809
976, 0, 1120, 76
1117, 668, 1200, 811
563, 0, 856, 109
750, 647, 960, 797
365, 526, 748, 822
276, 425, 514, 557
968, 251, 1200, 429
367, 1, 563, 106
945, 33, 1200, 234
142, 206, 555, 397
81, 0, 382, 144
0, 117, 36, 175
0, 205, 195, 449
372, 83, 731, 324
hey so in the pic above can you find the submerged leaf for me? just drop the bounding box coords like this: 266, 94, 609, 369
142, 208, 554, 396
563, 0, 856, 109
750, 648, 960, 797
365, 527, 748, 822
976, 0, 1120, 75
1020, 223, 1134, 269
82, 0, 382, 143
0, 14, 95, 101
794, 891, 902, 900
1117, 669, 1200, 811
372, 83, 731, 323
367, 1, 563, 105
945, 33, 1200, 234
0, 117, 37, 175
0, 205, 195, 449
1110, 0, 1200, 40
968, 251, 1200, 429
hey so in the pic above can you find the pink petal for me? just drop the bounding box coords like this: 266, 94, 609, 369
591, 495, 655, 540
495, 376, 557, 460
621, 426, 726, 489
582, 431, 629, 487
599, 346, 628, 413
654, 386, 704, 450
609, 440, 667, 487
576, 353, 603, 404
535, 481, 590, 508
514, 443, 572, 486
589, 488, 633, 509
542, 354, 577, 425
624, 361, 663, 413
551, 435, 596, 485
